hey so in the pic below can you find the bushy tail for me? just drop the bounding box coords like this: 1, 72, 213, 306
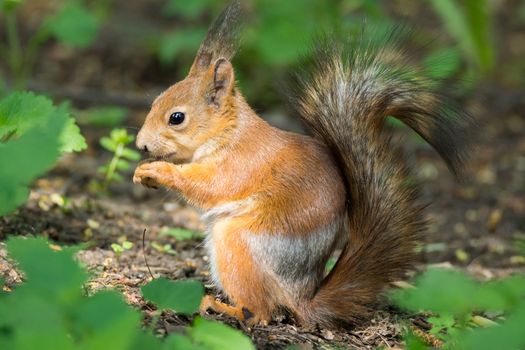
289, 28, 472, 327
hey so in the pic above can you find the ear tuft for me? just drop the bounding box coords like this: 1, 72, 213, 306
187, 1, 242, 76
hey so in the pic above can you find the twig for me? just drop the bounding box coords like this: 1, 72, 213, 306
142, 228, 155, 280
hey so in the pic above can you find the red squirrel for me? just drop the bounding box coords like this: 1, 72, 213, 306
133, 2, 471, 327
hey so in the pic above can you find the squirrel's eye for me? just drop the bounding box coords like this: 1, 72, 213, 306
169, 112, 185, 125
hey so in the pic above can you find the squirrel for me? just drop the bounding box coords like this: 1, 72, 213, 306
133, 2, 471, 328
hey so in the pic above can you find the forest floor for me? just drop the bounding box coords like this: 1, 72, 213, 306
1, 85, 524, 349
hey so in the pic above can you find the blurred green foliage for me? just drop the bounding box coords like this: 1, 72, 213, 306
142, 279, 204, 315
0, 91, 86, 215
0, 0, 102, 89
76, 106, 128, 128
392, 268, 525, 349
47, 1, 100, 49
0, 236, 255, 349
429, 0, 494, 74
155, 0, 393, 106
0, 0, 500, 107
154, 0, 495, 106
160, 227, 205, 241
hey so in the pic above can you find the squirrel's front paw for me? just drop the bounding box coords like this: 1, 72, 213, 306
133, 161, 178, 189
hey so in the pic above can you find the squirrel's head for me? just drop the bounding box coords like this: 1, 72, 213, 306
136, 57, 237, 163
137, 1, 242, 163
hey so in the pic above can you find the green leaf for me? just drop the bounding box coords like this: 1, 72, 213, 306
70, 291, 141, 350
0, 295, 76, 350
115, 159, 130, 171
141, 278, 204, 315
111, 243, 123, 254
189, 317, 255, 350
110, 128, 134, 145
164, 334, 206, 350
391, 268, 478, 316
110, 172, 124, 182
0, 95, 71, 215
47, 2, 99, 49
464, 0, 494, 72
5, 237, 87, 301
60, 116, 87, 153
121, 241, 133, 250
100, 137, 117, 152
0, 91, 56, 140
160, 227, 202, 241
428, 313, 455, 336
128, 332, 163, 350
0, 91, 86, 152
121, 147, 141, 161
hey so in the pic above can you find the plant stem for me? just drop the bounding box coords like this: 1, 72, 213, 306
5, 10, 24, 89
20, 26, 50, 88
105, 143, 124, 185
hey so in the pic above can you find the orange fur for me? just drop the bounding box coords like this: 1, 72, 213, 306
134, 2, 471, 328
133, 69, 345, 323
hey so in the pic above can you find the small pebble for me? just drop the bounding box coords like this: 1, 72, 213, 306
487, 209, 503, 232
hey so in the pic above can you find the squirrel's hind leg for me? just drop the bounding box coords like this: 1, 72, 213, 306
204, 217, 276, 326
200, 295, 269, 326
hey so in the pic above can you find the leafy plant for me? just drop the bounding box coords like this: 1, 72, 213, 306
0, 91, 86, 215
160, 227, 205, 241
392, 268, 525, 349
429, 0, 495, 74
151, 242, 177, 255
0, 0, 101, 89
47, 1, 100, 49
98, 128, 140, 187
111, 240, 133, 259
0, 236, 255, 349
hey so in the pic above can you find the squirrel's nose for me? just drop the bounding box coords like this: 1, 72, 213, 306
136, 138, 149, 153
135, 130, 149, 153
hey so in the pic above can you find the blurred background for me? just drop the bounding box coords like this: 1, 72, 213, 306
0, 0, 524, 275
1, 0, 524, 122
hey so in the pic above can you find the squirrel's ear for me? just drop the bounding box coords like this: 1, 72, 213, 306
207, 58, 235, 107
